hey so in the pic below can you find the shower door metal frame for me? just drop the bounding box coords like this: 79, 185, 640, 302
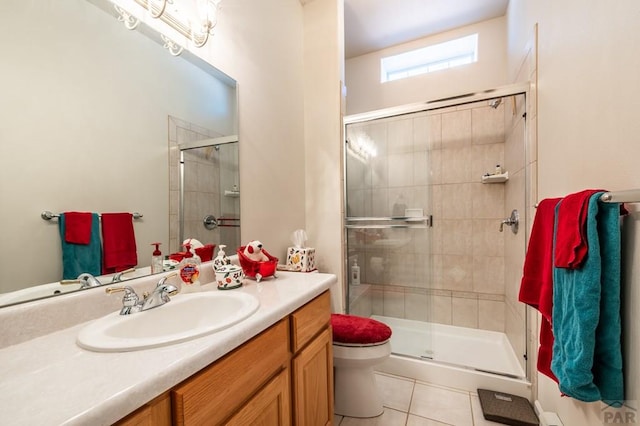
342, 81, 532, 380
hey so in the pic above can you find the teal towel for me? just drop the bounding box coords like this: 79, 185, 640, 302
551, 193, 624, 405
59, 213, 102, 279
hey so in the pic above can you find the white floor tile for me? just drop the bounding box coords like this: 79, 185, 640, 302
339, 408, 407, 426
376, 372, 415, 412
407, 413, 452, 425
410, 383, 474, 426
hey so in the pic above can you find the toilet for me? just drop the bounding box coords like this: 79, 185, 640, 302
331, 313, 392, 418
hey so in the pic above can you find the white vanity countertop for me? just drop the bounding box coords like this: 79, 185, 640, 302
0, 272, 336, 426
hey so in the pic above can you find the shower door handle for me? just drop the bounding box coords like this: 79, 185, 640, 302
499, 210, 519, 234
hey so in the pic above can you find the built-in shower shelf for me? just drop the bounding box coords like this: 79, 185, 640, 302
482, 171, 509, 184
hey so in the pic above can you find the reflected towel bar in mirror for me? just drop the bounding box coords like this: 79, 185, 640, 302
41, 211, 143, 221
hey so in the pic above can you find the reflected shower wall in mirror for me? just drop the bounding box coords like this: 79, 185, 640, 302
168, 118, 240, 256
0, 0, 238, 305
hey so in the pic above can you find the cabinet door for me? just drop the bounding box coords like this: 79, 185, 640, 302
172, 319, 290, 425
292, 327, 333, 426
114, 392, 171, 426
225, 368, 291, 426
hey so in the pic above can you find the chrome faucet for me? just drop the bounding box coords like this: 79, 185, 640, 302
60, 273, 102, 289
106, 285, 142, 315
111, 267, 136, 283
141, 273, 179, 311
105, 272, 179, 315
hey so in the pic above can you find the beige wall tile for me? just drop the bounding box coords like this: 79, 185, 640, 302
383, 288, 405, 317
472, 255, 505, 294
472, 105, 505, 145
478, 299, 506, 332
406, 289, 429, 321
441, 183, 473, 219
452, 296, 478, 328
430, 294, 452, 325
471, 143, 505, 180
441, 147, 473, 183
472, 182, 505, 219
472, 219, 505, 257
442, 109, 472, 149
442, 255, 473, 292
388, 117, 414, 154
441, 219, 473, 255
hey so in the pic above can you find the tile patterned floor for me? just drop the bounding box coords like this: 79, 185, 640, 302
333, 372, 505, 426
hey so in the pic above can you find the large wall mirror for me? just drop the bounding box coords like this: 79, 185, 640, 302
0, 0, 238, 307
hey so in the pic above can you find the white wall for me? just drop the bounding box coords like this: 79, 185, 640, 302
303, 0, 345, 311
193, 0, 307, 261
195, 0, 345, 309
507, 0, 640, 423
345, 17, 507, 115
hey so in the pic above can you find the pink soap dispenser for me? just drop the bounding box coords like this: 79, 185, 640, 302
179, 243, 201, 293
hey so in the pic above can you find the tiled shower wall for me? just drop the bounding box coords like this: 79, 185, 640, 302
169, 116, 223, 255
348, 97, 526, 336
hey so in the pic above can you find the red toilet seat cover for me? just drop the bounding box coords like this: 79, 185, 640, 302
331, 314, 392, 345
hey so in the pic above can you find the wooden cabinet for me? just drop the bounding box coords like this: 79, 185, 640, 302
290, 291, 334, 426
225, 368, 291, 426
114, 393, 171, 426
172, 319, 290, 425
114, 291, 332, 426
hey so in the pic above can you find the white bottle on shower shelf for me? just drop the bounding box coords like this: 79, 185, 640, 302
351, 259, 361, 286
495, 164, 502, 175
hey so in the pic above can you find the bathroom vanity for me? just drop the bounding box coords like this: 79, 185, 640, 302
118, 291, 333, 425
0, 270, 335, 425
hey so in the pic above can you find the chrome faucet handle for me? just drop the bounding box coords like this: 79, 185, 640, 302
499, 209, 519, 234
111, 267, 136, 283
61, 273, 102, 289
156, 272, 178, 288
106, 286, 141, 315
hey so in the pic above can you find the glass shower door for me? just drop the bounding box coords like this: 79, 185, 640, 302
344, 113, 434, 360
178, 138, 240, 255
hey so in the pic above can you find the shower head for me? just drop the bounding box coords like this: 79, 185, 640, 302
489, 98, 502, 109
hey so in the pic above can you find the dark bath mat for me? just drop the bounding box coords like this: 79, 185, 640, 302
477, 389, 539, 426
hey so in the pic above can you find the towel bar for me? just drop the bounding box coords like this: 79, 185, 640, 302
41, 211, 143, 221
536, 189, 640, 208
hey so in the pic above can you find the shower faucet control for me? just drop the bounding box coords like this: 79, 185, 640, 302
499, 209, 519, 234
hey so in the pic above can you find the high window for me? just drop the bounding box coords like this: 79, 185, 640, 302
380, 34, 478, 83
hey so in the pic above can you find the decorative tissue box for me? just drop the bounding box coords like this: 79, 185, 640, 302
286, 247, 316, 272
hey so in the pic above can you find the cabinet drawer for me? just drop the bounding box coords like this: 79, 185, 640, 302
172, 318, 290, 425
290, 291, 330, 353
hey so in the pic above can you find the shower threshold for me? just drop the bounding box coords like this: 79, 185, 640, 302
372, 315, 526, 379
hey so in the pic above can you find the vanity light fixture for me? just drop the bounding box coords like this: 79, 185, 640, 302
161, 33, 184, 56
112, 0, 221, 55
114, 4, 140, 30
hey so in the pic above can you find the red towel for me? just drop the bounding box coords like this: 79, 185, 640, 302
519, 197, 562, 382
554, 189, 604, 269
64, 212, 93, 244
101, 213, 138, 274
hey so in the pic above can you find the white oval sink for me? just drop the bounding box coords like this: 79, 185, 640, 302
77, 291, 260, 352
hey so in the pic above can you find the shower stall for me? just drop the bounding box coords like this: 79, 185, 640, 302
343, 85, 530, 391
168, 116, 240, 256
